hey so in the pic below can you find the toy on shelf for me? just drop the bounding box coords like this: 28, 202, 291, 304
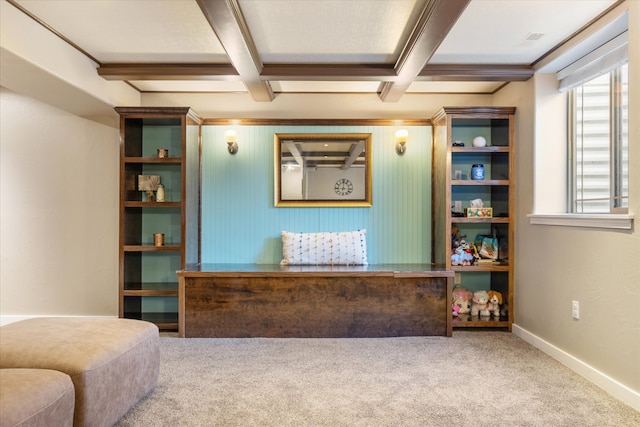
451, 245, 475, 266
486, 290, 503, 317
471, 290, 490, 317
452, 286, 473, 317
451, 226, 477, 266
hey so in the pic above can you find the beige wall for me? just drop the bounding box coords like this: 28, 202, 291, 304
493, 1, 640, 397
0, 87, 120, 320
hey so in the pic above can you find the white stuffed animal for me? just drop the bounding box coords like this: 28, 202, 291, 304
471, 290, 490, 317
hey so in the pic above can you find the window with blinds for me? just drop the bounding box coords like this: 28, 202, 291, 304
569, 63, 628, 213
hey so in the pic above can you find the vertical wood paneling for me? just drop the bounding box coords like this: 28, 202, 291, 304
201, 124, 432, 264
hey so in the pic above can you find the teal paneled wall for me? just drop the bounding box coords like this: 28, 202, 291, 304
201, 125, 432, 264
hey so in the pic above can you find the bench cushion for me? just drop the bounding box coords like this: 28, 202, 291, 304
0, 318, 159, 427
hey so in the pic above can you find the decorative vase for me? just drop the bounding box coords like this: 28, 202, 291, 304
472, 136, 487, 147
156, 184, 165, 202
153, 233, 164, 246
471, 164, 485, 180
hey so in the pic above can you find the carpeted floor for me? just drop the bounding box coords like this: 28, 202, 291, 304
116, 331, 639, 426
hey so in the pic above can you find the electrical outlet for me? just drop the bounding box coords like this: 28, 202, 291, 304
454, 201, 462, 213
572, 300, 580, 319
454, 273, 461, 285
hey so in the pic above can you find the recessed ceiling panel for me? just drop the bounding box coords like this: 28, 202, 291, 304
14, 0, 227, 63
271, 81, 381, 93
407, 81, 504, 93
130, 80, 248, 93
431, 0, 617, 64
239, 0, 427, 63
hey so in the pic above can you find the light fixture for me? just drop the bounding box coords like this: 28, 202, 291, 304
225, 130, 238, 154
395, 129, 408, 155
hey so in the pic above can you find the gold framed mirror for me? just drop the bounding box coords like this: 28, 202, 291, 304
274, 133, 372, 207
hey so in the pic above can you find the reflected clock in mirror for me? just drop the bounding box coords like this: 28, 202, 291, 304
274, 133, 372, 207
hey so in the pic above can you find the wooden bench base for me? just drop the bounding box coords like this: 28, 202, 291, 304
178, 264, 453, 338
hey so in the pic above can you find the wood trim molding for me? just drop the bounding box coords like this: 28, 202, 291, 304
98, 64, 240, 80
418, 64, 534, 81
379, 0, 471, 102
196, 0, 274, 101
98, 63, 532, 83
202, 118, 431, 126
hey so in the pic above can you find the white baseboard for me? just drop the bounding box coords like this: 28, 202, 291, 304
0, 314, 118, 327
512, 324, 640, 411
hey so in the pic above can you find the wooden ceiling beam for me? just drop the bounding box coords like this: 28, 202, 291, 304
260, 64, 397, 81
97, 64, 239, 80
97, 63, 532, 83
379, 0, 471, 102
196, 0, 274, 101
417, 64, 534, 81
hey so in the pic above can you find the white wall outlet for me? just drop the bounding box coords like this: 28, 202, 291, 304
572, 300, 580, 319
454, 273, 461, 285
454, 200, 462, 213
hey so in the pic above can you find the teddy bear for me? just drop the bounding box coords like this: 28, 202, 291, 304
451, 286, 473, 317
486, 290, 503, 317
471, 290, 490, 317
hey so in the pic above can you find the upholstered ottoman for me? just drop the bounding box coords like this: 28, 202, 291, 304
0, 318, 159, 427
0, 368, 75, 427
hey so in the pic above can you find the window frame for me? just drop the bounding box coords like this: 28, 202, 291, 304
567, 63, 628, 215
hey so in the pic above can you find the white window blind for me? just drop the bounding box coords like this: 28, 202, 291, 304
557, 31, 628, 92
570, 63, 628, 214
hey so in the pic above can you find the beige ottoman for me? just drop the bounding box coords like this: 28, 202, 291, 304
0, 368, 75, 427
0, 318, 159, 427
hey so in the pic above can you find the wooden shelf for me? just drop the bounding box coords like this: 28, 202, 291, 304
452, 179, 509, 186
123, 289, 178, 297
124, 157, 182, 163
123, 245, 182, 252
431, 106, 515, 332
118, 107, 202, 333
123, 281, 178, 291
452, 316, 510, 328
124, 201, 181, 208
451, 265, 510, 272
452, 146, 510, 153
450, 217, 509, 223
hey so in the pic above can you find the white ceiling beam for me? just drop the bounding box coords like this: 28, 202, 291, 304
284, 142, 304, 166
341, 141, 365, 171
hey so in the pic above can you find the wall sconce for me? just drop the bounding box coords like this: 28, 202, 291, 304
225, 130, 238, 155
395, 129, 408, 155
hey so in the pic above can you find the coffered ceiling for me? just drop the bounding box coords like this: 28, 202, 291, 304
8, 0, 620, 102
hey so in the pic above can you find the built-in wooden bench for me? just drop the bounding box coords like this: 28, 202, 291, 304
177, 263, 453, 338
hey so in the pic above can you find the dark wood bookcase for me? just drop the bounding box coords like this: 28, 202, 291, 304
431, 107, 516, 331
116, 107, 201, 331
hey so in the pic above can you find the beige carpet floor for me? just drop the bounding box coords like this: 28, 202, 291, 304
115, 331, 638, 426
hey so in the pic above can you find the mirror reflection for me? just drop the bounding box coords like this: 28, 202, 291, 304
274, 133, 372, 207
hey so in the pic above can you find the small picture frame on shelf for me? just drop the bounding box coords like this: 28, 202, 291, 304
138, 175, 161, 202
138, 175, 160, 191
